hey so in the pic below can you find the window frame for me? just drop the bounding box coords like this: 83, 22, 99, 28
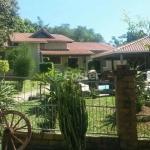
43, 55, 62, 65
103, 60, 107, 67
68, 57, 79, 68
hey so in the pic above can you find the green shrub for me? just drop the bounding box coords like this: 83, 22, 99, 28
130, 62, 148, 112
13, 55, 34, 91
14, 56, 34, 77
39, 62, 54, 73
0, 60, 9, 75
0, 79, 15, 106
43, 57, 50, 62
88, 60, 100, 72
88, 60, 94, 70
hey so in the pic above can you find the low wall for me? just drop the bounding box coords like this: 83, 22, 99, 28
138, 140, 150, 150
2, 132, 150, 150
25, 133, 120, 150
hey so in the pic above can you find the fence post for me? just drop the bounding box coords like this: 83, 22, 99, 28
113, 64, 138, 150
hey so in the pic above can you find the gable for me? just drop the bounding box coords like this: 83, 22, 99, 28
30, 28, 54, 38
33, 32, 52, 38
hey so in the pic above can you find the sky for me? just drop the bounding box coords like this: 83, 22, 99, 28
18, 0, 150, 43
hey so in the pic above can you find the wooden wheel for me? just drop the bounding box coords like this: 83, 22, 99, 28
0, 110, 31, 150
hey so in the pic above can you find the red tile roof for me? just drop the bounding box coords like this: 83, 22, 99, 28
9, 29, 114, 56
40, 42, 114, 56
92, 36, 150, 58
41, 49, 93, 55
67, 42, 114, 51
9, 33, 74, 43
114, 36, 150, 52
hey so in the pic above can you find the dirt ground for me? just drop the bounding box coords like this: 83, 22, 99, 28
138, 106, 150, 115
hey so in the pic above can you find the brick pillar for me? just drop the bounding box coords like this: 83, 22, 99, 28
113, 65, 138, 150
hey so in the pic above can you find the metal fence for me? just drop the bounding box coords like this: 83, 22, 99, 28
136, 81, 150, 139
0, 76, 117, 136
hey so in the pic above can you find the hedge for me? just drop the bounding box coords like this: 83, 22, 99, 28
39, 62, 54, 73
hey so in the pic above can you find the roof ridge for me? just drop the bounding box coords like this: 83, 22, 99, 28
30, 28, 55, 38
114, 36, 149, 51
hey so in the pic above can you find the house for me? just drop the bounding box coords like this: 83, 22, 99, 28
3, 28, 114, 75
92, 36, 150, 75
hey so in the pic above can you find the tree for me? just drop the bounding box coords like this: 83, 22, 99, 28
48, 24, 105, 42
122, 11, 149, 42
7, 48, 19, 70
49, 24, 74, 39
12, 16, 35, 33
0, 0, 19, 47
72, 26, 105, 42
109, 11, 150, 46
12, 43, 34, 77
7, 43, 34, 90
109, 35, 126, 46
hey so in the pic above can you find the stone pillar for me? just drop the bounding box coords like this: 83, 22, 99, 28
113, 65, 138, 150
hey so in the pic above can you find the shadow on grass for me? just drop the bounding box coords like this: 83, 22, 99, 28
102, 111, 116, 130
26, 104, 58, 130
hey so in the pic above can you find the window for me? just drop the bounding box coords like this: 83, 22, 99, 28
35, 33, 50, 38
13, 43, 19, 46
68, 57, 78, 68
103, 60, 107, 67
46, 56, 61, 64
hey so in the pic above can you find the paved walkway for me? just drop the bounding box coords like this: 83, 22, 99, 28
13, 86, 50, 102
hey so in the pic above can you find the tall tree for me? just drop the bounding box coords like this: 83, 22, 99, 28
109, 34, 126, 46
122, 12, 148, 42
12, 16, 35, 33
47, 24, 105, 42
37, 16, 49, 30
0, 0, 19, 47
109, 12, 150, 46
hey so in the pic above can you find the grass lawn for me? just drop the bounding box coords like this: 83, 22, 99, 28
85, 97, 116, 135
5, 79, 49, 94
1, 94, 149, 138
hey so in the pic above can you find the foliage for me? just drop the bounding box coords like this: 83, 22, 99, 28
39, 62, 54, 73
109, 35, 126, 46
0, 0, 19, 47
12, 16, 35, 33
72, 26, 104, 42
103, 111, 116, 130
8, 43, 34, 90
68, 58, 78, 68
109, 11, 150, 46
26, 92, 58, 130
57, 79, 88, 150
65, 67, 86, 80
34, 69, 88, 150
13, 17, 105, 42
0, 60, 9, 75
129, 62, 148, 112
7, 48, 19, 69
7, 42, 34, 77
38, 93, 58, 129
14, 56, 34, 77
0, 79, 15, 106
43, 57, 50, 62
122, 11, 149, 42
88, 59, 100, 72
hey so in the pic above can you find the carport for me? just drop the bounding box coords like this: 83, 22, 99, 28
92, 36, 150, 73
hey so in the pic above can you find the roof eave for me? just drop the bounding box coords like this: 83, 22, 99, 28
92, 50, 150, 59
